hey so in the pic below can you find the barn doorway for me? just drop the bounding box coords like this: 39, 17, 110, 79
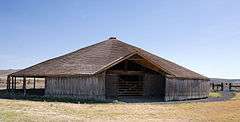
105, 54, 166, 100
117, 75, 144, 97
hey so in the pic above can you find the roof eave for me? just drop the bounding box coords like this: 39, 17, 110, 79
166, 75, 210, 81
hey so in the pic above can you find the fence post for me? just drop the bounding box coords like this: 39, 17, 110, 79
221, 83, 224, 91
212, 83, 214, 91
229, 83, 232, 91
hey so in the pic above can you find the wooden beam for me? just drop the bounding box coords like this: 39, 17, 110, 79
44, 78, 47, 94
128, 54, 144, 61
11, 76, 14, 91
229, 84, 240, 87
127, 59, 143, 61
212, 83, 215, 91
33, 77, 36, 89
229, 83, 232, 91
14, 77, 16, 89
221, 83, 224, 91
107, 70, 144, 75
6, 76, 10, 91
23, 77, 26, 96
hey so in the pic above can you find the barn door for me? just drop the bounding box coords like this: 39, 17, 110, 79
117, 75, 144, 97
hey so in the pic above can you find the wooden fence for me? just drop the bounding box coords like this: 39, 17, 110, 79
210, 82, 240, 91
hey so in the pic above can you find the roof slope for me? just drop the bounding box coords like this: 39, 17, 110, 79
11, 38, 208, 80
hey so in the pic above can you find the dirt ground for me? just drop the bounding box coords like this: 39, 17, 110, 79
0, 93, 240, 122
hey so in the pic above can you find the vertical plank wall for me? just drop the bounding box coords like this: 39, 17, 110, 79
45, 73, 105, 100
165, 77, 210, 101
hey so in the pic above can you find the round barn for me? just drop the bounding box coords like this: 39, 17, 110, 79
8, 37, 209, 101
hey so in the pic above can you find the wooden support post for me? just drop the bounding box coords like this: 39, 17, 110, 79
221, 83, 224, 91
211, 83, 214, 91
6, 76, 10, 91
11, 76, 14, 91
14, 77, 17, 89
33, 77, 36, 89
229, 83, 232, 91
44, 77, 47, 96
23, 77, 26, 96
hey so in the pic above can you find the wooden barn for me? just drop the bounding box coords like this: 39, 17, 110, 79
7, 37, 209, 101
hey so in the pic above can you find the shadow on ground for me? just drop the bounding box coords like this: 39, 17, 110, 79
0, 89, 106, 104
0, 89, 238, 104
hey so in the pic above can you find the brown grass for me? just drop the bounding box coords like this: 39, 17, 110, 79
0, 93, 240, 122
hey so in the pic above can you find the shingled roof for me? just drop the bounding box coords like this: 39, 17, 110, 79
11, 37, 208, 80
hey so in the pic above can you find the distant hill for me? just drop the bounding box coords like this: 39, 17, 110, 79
0, 69, 19, 79
210, 78, 240, 83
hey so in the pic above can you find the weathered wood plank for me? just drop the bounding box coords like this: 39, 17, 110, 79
165, 78, 209, 101
45, 73, 105, 100
23, 77, 26, 96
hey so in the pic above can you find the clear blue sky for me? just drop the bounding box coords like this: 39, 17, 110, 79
0, 0, 240, 79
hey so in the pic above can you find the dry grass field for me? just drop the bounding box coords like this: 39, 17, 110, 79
0, 93, 240, 122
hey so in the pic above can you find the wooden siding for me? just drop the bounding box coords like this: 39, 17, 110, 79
45, 73, 105, 100
143, 73, 165, 98
105, 74, 118, 99
165, 77, 209, 101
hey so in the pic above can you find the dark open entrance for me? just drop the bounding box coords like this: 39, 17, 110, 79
118, 75, 144, 97
105, 54, 166, 100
